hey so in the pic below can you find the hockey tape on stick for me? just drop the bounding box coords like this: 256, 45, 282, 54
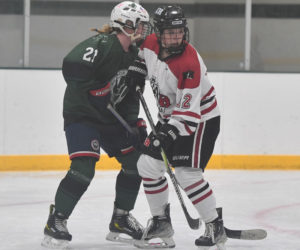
225, 227, 267, 240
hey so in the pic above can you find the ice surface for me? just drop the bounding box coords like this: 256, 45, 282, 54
0, 170, 299, 250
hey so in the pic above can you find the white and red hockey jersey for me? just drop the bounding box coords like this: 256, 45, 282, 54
139, 34, 220, 136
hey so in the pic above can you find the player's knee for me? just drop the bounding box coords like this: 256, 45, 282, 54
59, 157, 96, 197
70, 156, 96, 180
121, 167, 140, 177
137, 154, 164, 179
175, 167, 203, 187
137, 155, 146, 177
117, 169, 141, 189
116, 150, 141, 177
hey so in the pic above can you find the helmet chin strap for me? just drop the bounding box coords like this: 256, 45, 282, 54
130, 33, 142, 42
160, 41, 186, 56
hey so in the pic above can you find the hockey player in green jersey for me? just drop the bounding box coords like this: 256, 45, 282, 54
42, 1, 151, 249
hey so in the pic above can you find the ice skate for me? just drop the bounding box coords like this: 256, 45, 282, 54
195, 208, 227, 250
41, 204, 72, 249
106, 206, 144, 244
134, 204, 175, 249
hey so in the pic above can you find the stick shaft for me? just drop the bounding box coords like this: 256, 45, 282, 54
136, 86, 200, 230
107, 103, 135, 134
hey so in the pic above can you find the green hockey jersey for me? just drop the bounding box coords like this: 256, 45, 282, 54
62, 33, 139, 128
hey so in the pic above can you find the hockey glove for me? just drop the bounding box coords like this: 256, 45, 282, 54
109, 76, 128, 108
128, 118, 148, 150
125, 59, 147, 92
142, 133, 162, 159
156, 123, 179, 152
136, 118, 148, 143
143, 123, 179, 158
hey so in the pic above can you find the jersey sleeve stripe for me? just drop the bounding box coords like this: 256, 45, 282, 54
201, 100, 217, 115
89, 82, 111, 96
172, 110, 201, 119
201, 87, 215, 101
184, 122, 194, 135
201, 96, 215, 106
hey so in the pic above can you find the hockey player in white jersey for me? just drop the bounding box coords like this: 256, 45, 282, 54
129, 5, 227, 249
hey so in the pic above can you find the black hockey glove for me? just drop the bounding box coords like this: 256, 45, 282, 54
156, 123, 179, 152
128, 118, 148, 150
143, 123, 179, 158
110, 76, 128, 107
141, 133, 160, 159
125, 59, 147, 92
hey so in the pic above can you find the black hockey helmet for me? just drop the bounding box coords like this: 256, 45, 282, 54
153, 5, 189, 55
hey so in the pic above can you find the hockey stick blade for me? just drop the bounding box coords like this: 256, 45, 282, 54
225, 227, 267, 240
182, 206, 200, 230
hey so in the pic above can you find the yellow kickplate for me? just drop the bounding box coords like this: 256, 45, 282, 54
0, 154, 121, 171
0, 154, 299, 171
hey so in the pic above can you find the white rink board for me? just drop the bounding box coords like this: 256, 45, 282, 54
0, 69, 300, 155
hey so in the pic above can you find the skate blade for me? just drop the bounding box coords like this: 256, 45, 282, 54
41, 235, 69, 249
197, 241, 227, 250
216, 235, 227, 250
216, 242, 226, 250
106, 231, 135, 244
197, 246, 221, 250
134, 237, 175, 249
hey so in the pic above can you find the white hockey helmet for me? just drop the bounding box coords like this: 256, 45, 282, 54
110, 1, 151, 42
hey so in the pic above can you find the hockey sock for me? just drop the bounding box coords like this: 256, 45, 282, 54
114, 150, 142, 211
55, 157, 96, 217
142, 176, 169, 216
175, 167, 218, 222
114, 170, 142, 211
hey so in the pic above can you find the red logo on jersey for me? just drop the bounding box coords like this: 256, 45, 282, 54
159, 94, 171, 108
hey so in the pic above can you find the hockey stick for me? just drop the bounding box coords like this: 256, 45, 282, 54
108, 98, 267, 239
215, 208, 267, 240
136, 88, 267, 239
225, 228, 267, 240
107, 103, 135, 134
136, 86, 201, 230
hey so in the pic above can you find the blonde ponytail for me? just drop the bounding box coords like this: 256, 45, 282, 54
90, 24, 114, 34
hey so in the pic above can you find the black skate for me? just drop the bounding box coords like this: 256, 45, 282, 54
195, 208, 227, 250
41, 204, 72, 249
134, 204, 175, 249
106, 206, 144, 244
